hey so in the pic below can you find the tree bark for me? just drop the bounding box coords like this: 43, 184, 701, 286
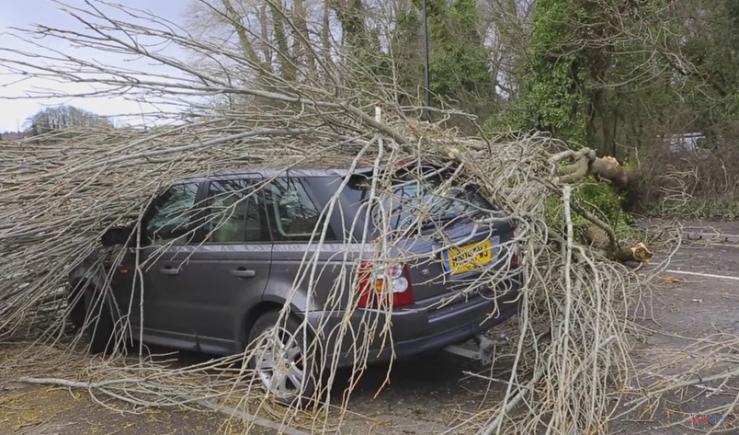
269, 0, 296, 81
220, 0, 271, 74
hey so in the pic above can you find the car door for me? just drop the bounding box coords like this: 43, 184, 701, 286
262, 176, 340, 312
136, 177, 273, 353
179, 176, 273, 351
135, 181, 209, 345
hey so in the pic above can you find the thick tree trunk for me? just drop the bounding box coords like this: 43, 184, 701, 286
552, 147, 630, 188
551, 148, 650, 263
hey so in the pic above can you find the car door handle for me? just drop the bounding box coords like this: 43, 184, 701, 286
159, 266, 180, 276
231, 267, 256, 278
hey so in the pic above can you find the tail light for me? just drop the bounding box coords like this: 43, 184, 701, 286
511, 252, 521, 268
356, 261, 414, 308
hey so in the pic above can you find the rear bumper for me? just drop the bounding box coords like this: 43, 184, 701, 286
304, 282, 520, 367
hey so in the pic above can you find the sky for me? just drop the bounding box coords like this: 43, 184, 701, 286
0, 0, 190, 132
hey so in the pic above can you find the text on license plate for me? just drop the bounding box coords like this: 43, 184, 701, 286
445, 239, 493, 274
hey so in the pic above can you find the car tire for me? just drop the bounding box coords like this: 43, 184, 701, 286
247, 311, 317, 406
82, 292, 116, 355
67, 286, 86, 331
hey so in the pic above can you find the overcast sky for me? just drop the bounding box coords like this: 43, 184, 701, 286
0, 0, 190, 132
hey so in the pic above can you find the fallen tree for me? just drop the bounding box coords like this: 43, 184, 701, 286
549, 148, 652, 263
0, 2, 675, 434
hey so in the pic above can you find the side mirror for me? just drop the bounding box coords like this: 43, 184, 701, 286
101, 226, 133, 247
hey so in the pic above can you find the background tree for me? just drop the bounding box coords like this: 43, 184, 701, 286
183, 0, 737, 213
26, 105, 112, 136
391, 0, 498, 118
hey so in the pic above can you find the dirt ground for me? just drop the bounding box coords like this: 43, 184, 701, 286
0, 220, 737, 434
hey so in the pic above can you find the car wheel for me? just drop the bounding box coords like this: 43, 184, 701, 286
83, 293, 116, 355
67, 287, 86, 331
248, 311, 316, 405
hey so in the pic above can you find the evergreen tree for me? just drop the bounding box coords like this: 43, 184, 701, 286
392, 0, 496, 118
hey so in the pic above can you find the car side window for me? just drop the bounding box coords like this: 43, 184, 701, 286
266, 178, 332, 241
203, 179, 269, 243
144, 183, 201, 244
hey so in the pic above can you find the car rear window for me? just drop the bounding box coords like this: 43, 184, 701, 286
346, 167, 493, 230
391, 173, 491, 226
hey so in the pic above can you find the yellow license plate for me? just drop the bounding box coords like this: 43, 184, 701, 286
445, 239, 493, 274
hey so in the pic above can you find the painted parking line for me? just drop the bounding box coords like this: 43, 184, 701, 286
665, 269, 739, 282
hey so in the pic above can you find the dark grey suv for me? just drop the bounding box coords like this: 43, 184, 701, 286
68, 160, 521, 402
